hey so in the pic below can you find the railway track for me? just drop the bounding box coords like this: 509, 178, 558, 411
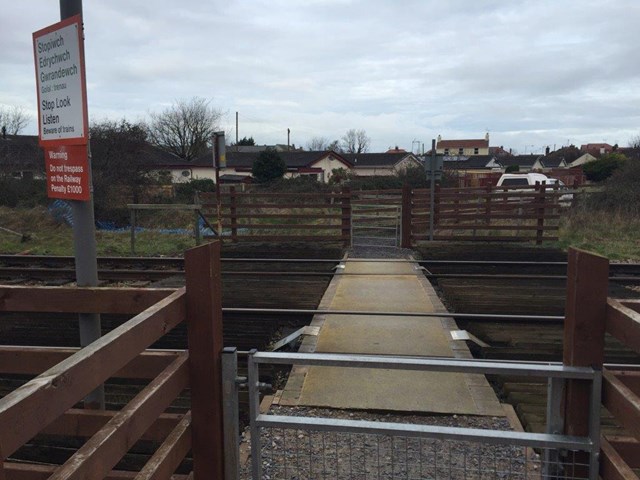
0, 254, 639, 283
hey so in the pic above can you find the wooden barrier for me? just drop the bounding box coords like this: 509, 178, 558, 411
409, 184, 561, 244
200, 189, 351, 245
562, 248, 640, 479
0, 242, 224, 479
195, 184, 563, 245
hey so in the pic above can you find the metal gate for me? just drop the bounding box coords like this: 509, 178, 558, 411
351, 204, 401, 248
222, 349, 601, 480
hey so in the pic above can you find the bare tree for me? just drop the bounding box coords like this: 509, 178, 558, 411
306, 136, 341, 151
306, 136, 329, 151
147, 97, 223, 161
327, 139, 341, 152
341, 129, 370, 154
0, 105, 31, 135
629, 134, 640, 149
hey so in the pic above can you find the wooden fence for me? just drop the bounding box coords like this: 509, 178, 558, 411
564, 248, 640, 479
409, 183, 562, 244
198, 188, 352, 245
0, 242, 224, 479
199, 183, 562, 246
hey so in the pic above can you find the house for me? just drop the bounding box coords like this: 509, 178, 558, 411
569, 153, 597, 167
441, 155, 500, 187
443, 155, 494, 171
150, 149, 424, 184
532, 156, 568, 170
342, 152, 422, 177
486, 154, 540, 172
580, 143, 614, 157
155, 150, 354, 184
0, 134, 45, 179
385, 147, 407, 154
435, 133, 490, 156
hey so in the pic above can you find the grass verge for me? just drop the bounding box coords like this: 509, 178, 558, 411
551, 209, 640, 260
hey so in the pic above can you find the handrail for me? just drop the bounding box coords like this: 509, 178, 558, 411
0, 242, 225, 479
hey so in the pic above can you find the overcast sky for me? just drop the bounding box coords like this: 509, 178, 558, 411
3, 1, 640, 153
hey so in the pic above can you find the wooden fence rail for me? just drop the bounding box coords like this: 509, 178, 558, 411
563, 248, 640, 479
0, 242, 224, 480
196, 183, 562, 246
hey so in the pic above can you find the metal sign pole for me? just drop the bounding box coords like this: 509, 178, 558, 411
60, 0, 104, 409
213, 131, 226, 236
429, 139, 436, 241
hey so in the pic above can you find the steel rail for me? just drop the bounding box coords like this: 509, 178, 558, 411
0, 254, 638, 268
0, 267, 638, 283
223, 307, 564, 321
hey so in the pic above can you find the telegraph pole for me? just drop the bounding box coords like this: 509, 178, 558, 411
429, 139, 436, 241
59, 0, 104, 409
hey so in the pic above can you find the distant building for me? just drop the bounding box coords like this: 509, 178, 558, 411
436, 133, 490, 156
580, 143, 614, 157
150, 150, 422, 184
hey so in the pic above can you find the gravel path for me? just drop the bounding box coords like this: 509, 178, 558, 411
346, 245, 418, 260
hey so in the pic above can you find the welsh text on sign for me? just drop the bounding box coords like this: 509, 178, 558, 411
33, 15, 88, 146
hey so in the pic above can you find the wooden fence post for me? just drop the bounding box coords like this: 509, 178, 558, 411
185, 242, 224, 480
434, 184, 441, 227
563, 248, 609, 476
130, 208, 136, 255
535, 182, 546, 245
484, 184, 492, 225
229, 186, 238, 243
341, 186, 351, 247
401, 183, 411, 248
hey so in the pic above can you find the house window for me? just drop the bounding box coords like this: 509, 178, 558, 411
444, 148, 449, 155
458, 148, 464, 155
474, 148, 479, 155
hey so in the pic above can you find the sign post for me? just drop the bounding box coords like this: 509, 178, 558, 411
33, 1, 104, 409
213, 131, 226, 236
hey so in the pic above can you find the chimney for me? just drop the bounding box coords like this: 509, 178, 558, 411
545, 146, 550, 156
287, 128, 290, 151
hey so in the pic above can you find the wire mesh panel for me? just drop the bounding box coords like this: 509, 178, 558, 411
247, 418, 590, 480
232, 352, 600, 480
351, 204, 401, 247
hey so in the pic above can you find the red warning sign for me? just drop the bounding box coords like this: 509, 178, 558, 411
44, 145, 90, 201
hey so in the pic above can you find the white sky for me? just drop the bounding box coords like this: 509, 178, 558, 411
3, 0, 640, 153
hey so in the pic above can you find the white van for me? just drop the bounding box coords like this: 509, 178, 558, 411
496, 173, 572, 204
496, 173, 549, 187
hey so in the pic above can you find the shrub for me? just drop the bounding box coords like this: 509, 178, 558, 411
255, 175, 332, 193
0, 177, 48, 208
585, 159, 640, 215
174, 178, 216, 203
583, 153, 626, 182
252, 148, 286, 183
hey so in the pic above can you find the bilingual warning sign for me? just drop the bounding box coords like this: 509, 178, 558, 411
44, 145, 90, 200
33, 15, 88, 146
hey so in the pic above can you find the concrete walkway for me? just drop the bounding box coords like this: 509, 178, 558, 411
281, 259, 504, 416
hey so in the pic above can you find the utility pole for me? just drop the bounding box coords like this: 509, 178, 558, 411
59, 0, 104, 409
429, 139, 436, 241
235, 111, 238, 146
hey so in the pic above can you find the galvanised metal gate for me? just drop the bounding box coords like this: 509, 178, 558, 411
222, 350, 602, 480
351, 204, 402, 248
